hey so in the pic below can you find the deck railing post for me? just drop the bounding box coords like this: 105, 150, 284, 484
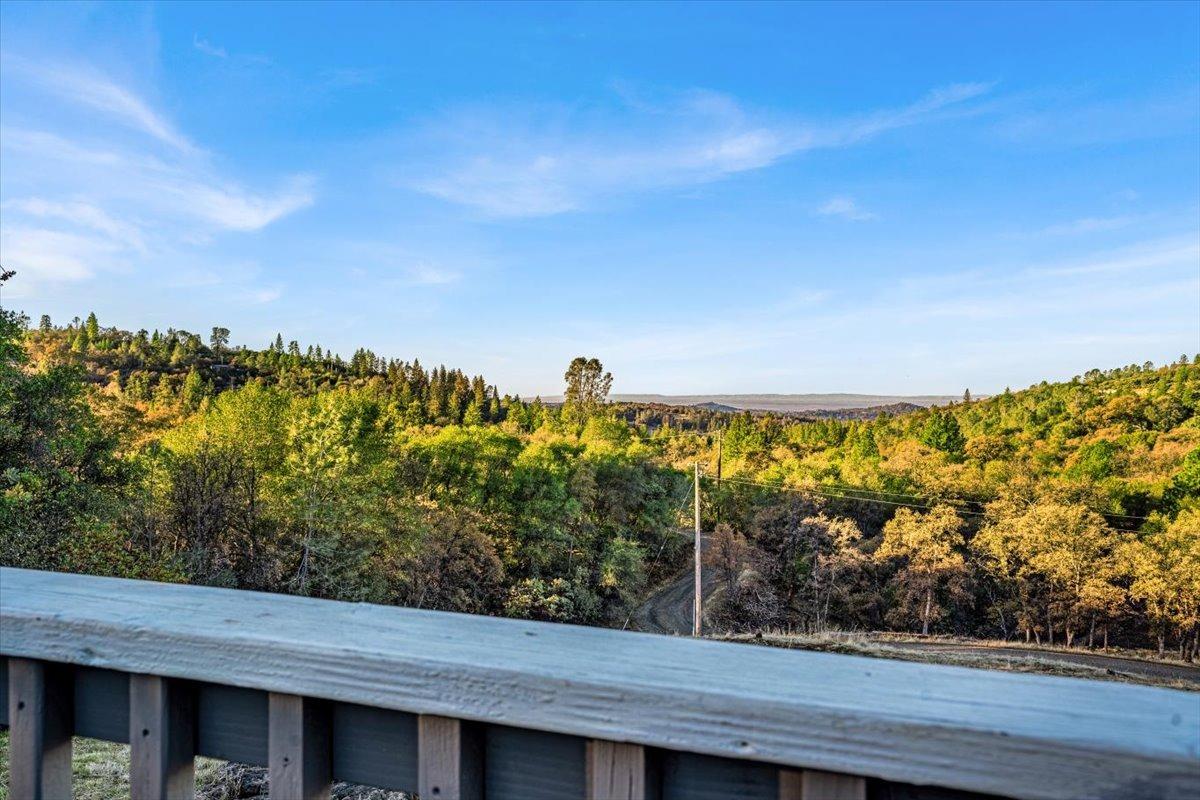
7, 658, 73, 800
269, 692, 332, 800
130, 674, 196, 800
418, 714, 483, 800
587, 740, 657, 800
778, 768, 866, 800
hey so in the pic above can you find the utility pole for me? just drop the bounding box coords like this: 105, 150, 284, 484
693, 462, 702, 637
715, 430, 723, 524
716, 431, 723, 488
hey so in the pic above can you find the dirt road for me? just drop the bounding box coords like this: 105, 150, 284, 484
893, 641, 1200, 685
633, 532, 718, 635
632, 545, 1200, 686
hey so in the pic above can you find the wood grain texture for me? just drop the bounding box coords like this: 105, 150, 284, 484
3, 567, 1199, 800
779, 769, 803, 800
269, 692, 331, 800
419, 714, 482, 800
801, 769, 866, 800
587, 740, 650, 800
130, 674, 195, 800
7, 658, 72, 800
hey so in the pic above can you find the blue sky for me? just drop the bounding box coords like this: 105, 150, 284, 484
1, 1, 1197, 396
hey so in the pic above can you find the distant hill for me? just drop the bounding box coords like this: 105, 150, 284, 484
600, 393, 965, 413
692, 401, 741, 413
809, 402, 927, 420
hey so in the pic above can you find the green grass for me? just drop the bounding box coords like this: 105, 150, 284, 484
0, 731, 226, 800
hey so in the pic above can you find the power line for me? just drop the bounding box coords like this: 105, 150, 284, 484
710, 475, 989, 515
706, 475, 1146, 534
709, 473, 1155, 522
630, 426, 1156, 524
624, 420, 1156, 524
621, 484, 694, 631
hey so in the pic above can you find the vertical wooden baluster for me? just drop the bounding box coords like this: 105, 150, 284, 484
778, 769, 803, 800
587, 740, 656, 800
7, 658, 73, 800
269, 693, 331, 800
418, 715, 483, 800
130, 674, 195, 800
778, 768, 866, 800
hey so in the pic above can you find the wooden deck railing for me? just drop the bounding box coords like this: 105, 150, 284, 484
1, 567, 1197, 800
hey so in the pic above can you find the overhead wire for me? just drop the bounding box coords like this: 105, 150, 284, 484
705, 474, 1147, 534
622, 484, 694, 631
622, 411, 1157, 527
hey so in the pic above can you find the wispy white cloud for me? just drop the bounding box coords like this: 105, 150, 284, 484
3, 127, 315, 233
1039, 216, 1134, 236
6, 56, 197, 154
193, 36, 228, 59
816, 196, 877, 221
1026, 235, 1199, 277
407, 82, 993, 218
491, 233, 1199, 392
330, 240, 481, 292
0, 227, 117, 283
402, 262, 461, 286
993, 86, 1200, 147
2, 198, 146, 251
163, 175, 316, 232
0, 57, 314, 295
243, 286, 282, 304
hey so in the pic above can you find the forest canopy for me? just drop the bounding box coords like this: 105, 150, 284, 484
4, 311, 1198, 658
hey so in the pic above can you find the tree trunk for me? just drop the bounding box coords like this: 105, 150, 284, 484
1065, 628, 1074, 648
1103, 626, 1108, 651
1158, 634, 1165, 657
1087, 616, 1096, 649
922, 587, 932, 636
1047, 608, 1054, 646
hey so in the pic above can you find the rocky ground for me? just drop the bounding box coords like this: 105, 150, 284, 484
198, 764, 409, 799
0, 733, 410, 800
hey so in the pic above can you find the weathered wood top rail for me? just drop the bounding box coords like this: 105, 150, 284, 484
2, 567, 1197, 800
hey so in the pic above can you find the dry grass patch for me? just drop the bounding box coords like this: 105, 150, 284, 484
0, 732, 226, 800
716, 631, 1200, 690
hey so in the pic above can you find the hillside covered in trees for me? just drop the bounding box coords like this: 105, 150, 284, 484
4, 310, 1198, 659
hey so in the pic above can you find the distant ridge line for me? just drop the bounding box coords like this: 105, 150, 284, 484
597, 393, 968, 413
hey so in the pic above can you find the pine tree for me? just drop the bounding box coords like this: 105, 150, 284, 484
85, 312, 100, 341
463, 400, 485, 427
920, 410, 966, 457
210, 326, 230, 353
562, 356, 613, 423
181, 368, 208, 412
